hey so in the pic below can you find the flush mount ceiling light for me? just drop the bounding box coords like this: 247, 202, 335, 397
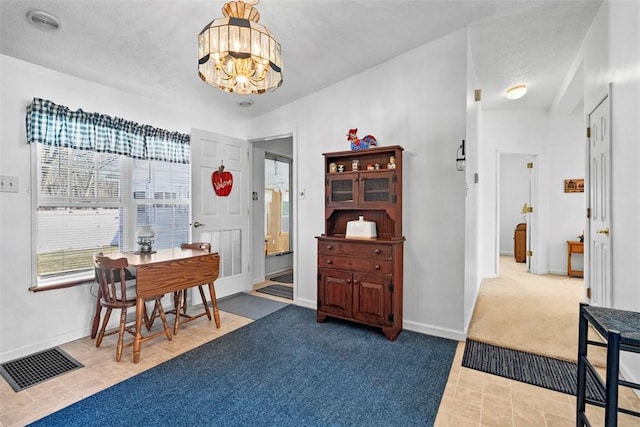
26, 10, 61, 31
506, 84, 527, 100
198, 0, 283, 95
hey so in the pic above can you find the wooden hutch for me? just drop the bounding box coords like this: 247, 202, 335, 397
316, 145, 404, 340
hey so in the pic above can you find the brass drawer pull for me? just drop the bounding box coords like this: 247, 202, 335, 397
374, 264, 381, 270
326, 259, 333, 265
326, 245, 333, 250
374, 249, 381, 255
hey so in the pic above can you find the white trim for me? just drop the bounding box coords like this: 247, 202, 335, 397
403, 320, 467, 342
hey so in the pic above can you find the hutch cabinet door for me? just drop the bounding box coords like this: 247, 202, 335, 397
358, 170, 398, 209
318, 268, 353, 318
326, 173, 359, 208
352, 272, 392, 326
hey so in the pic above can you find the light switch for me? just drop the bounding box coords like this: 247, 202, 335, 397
0, 175, 18, 193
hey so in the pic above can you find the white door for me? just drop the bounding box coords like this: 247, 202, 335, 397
587, 92, 612, 307
190, 128, 250, 301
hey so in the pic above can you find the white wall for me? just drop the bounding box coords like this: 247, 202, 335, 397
0, 55, 242, 362
464, 34, 482, 330
243, 30, 469, 339
582, 0, 639, 383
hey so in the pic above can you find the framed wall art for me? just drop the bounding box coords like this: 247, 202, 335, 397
564, 178, 584, 193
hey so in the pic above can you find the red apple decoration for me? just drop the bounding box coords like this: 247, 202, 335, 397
212, 164, 233, 197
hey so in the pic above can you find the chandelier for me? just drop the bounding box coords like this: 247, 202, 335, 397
198, 0, 283, 95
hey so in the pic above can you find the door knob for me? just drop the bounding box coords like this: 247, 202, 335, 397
596, 228, 609, 235
192, 221, 205, 228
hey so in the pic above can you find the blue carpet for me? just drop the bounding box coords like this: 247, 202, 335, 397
30, 306, 457, 427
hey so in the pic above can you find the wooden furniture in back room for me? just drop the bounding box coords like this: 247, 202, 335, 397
514, 223, 526, 263
316, 145, 404, 341
567, 240, 584, 277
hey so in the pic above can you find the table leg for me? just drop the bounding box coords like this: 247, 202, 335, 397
208, 281, 221, 328
567, 243, 572, 277
133, 297, 144, 363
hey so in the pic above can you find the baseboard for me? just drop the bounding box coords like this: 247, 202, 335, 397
403, 319, 466, 342
295, 298, 316, 310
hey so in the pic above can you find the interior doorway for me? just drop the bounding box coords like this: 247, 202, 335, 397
497, 153, 538, 274
264, 154, 291, 258
250, 137, 294, 285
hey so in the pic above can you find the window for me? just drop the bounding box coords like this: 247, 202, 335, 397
33, 145, 190, 287
26, 98, 191, 288
132, 158, 190, 250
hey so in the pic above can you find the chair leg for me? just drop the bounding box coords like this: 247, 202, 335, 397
154, 299, 172, 341
91, 290, 103, 339
173, 291, 181, 311
116, 308, 127, 362
96, 308, 112, 348
173, 291, 182, 335
143, 301, 158, 331
181, 289, 188, 314
198, 285, 212, 320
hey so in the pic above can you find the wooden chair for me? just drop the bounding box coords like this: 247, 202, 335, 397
93, 254, 172, 362
165, 242, 215, 334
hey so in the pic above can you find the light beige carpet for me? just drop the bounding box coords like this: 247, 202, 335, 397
467, 256, 606, 366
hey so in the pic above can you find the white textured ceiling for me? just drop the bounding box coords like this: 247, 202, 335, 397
0, 0, 601, 122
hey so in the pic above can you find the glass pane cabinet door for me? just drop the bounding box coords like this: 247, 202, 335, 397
327, 173, 358, 207
359, 171, 396, 208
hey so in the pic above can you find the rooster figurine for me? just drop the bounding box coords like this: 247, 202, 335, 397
347, 128, 377, 150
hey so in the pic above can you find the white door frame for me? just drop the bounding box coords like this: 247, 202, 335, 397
495, 151, 540, 275
247, 127, 298, 301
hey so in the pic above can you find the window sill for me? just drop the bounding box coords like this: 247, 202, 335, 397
30, 276, 94, 292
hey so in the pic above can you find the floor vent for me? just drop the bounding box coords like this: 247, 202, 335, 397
0, 347, 84, 392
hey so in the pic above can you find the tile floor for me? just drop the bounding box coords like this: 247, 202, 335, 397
1, 281, 638, 427
434, 342, 640, 427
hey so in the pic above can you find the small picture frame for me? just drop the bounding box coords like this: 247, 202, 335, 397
564, 179, 584, 193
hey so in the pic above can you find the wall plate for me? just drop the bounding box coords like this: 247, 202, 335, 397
0, 175, 18, 193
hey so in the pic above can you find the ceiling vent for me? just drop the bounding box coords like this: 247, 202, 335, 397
237, 99, 254, 108
27, 10, 61, 31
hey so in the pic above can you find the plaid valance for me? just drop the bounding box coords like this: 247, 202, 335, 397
26, 98, 190, 164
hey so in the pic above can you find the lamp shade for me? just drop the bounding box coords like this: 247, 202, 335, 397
198, 1, 283, 95
135, 225, 155, 239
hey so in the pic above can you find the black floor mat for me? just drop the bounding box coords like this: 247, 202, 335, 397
256, 284, 293, 300
269, 272, 293, 283
462, 339, 604, 403
0, 347, 84, 392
